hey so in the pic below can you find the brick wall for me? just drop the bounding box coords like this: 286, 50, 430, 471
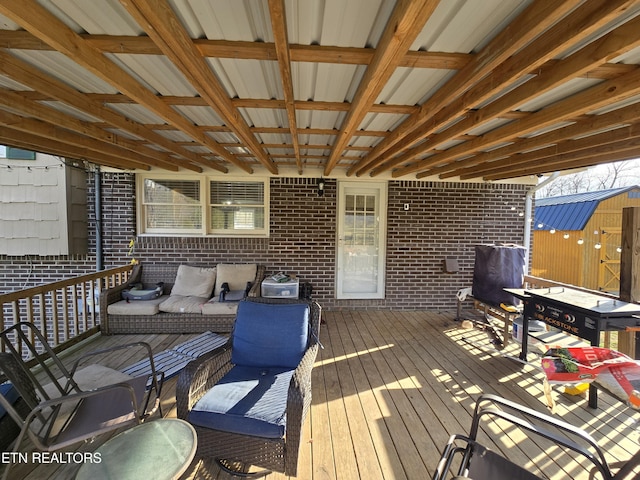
0, 173, 528, 310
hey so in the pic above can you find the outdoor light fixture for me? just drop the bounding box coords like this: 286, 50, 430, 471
317, 178, 325, 197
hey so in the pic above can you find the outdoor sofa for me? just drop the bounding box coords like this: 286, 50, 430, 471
100, 263, 265, 334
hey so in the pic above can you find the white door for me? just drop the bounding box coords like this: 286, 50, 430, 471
336, 182, 387, 299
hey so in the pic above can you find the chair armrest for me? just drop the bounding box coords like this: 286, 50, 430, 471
287, 342, 319, 421
71, 341, 156, 376
283, 341, 319, 472
69, 341, 163, 416
176, 343, 233, 419
247, 265, 266, 297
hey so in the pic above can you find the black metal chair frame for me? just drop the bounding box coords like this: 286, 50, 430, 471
0, 322, 164, 480
433, 393, 640, 480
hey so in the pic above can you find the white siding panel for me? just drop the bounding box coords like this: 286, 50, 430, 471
0, 168, 19, 185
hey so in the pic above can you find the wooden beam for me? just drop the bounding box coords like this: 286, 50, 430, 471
348, 0, 582, 176
370, 5, 640, 177
403, 64, 640, 179
484, 146, 640, 180
120, 0, 274, 174
455, 122, 640, 180
268, 0, 301, 174
0, 51, 209, 172
0, 89, 181, 171
323, 0, 439, 175
432, 99, 640, 179
0, 108, 168, 169
0, 125, 150, 171
0, 0, 241, 172
0, 29, 472, 70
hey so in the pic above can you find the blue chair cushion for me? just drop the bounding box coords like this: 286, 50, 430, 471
0, 382, 20, 419
188, 365, 294, 439
231, 301, 309, 368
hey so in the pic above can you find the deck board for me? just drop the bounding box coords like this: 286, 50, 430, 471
4, 309, 639, 479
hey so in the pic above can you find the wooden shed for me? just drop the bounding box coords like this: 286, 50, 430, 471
532, 186, 640, 293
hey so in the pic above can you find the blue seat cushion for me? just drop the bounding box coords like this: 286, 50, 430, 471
231, 301, 309, 368
188, 365, 294, 439
0, 382, 20, 419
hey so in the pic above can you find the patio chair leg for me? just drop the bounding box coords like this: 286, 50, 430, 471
216, 458, 271, 478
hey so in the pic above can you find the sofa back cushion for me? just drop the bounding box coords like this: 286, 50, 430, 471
231, 301, 309, 369
170, 265, 217, 298
214, 264, 257, 297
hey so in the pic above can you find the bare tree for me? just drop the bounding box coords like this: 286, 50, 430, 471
536, 159, 640, 198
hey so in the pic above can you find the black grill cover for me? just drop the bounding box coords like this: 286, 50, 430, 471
472, 244, 526, 306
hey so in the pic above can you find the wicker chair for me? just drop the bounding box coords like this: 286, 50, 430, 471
177, 297, 321, 477
0, 322, 163, 480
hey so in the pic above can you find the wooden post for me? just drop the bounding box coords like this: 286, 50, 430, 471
618, 207, 640, 358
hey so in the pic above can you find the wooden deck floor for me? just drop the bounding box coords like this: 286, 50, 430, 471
6, 309, 640, 479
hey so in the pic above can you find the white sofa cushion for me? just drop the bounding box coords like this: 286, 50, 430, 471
159, 295, 208, 314
214, 264, 257, 297
107, 296, 166, 315
201, 299, 240, 316
171, 265, 217, 298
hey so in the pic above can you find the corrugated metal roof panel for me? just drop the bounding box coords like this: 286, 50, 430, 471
535, 186, 639, 206
10, 50, 118, 94
110, 54, 199, 96
0, 74, 31, 91
534, 186, 640, 231
534, 201, 598, 231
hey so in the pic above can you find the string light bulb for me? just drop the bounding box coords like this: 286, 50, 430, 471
594, 243, 602, 249
563, 233, 570, 239
577, 238, 584, 245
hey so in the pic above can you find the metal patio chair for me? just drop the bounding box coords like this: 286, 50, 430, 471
0, 322, 163, 480
433, 393, 640, 480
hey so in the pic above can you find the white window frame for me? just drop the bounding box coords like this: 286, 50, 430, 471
137, 174, 270, 237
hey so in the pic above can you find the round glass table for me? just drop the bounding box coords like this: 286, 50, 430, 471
76, 418, 197, 480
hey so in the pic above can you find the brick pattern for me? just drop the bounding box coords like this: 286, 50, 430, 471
0, 173, 528, 310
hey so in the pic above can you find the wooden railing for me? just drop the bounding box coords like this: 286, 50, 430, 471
0, 264, 134, 357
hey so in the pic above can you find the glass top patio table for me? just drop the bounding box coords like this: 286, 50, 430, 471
75, 418, 197, 480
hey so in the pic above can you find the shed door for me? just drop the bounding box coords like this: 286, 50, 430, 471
336, 182, 386, 299
597, 228, 621, 293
